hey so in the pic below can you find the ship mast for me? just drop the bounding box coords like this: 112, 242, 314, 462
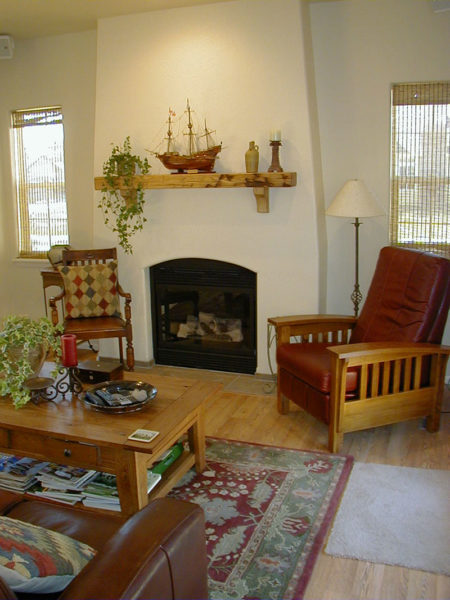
184, 99, 196, 156
200, 119, 216, 150
165, 108, 176, 154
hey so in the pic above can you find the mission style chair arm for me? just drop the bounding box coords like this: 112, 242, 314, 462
268, 314, 358, 346
326, 342, 450, 452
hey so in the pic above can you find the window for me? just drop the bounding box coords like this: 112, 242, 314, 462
11, 106, 69, 258
390, 82, 450, 257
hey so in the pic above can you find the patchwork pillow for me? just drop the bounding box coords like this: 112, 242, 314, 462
58, 261, 121, 319
0, 516, 96, 593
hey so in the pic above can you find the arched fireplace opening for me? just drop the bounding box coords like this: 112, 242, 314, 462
149, 258, 256, 373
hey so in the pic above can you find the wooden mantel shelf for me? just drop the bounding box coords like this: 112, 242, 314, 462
94, 172, 297, 213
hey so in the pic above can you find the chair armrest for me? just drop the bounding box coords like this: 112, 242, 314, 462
268, 314, 357, 345
49, 290, 66, 326
117, 284, 132, 323
117, 283, 131, 300
59, 498, 208, 600
327, 342, 450, 409
327, 342, 450, 365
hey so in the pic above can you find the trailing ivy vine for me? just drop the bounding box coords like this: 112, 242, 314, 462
99, 137, 150, 254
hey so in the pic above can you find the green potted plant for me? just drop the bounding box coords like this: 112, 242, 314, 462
0, 315, 63, 408
99, 136, 150, 254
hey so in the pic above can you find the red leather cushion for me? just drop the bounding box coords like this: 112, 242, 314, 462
351, 247, 450, 344
277, 343, 358, 394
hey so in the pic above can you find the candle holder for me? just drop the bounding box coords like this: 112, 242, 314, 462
25, 366, 83, 404
24, 377, 56, 404
268, 141, 283, 173
47, 366, 83, 400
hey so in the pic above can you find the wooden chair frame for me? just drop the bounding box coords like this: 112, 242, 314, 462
269, 314, 449, 452
49, 248, 134, 370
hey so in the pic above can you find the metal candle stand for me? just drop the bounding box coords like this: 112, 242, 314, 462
26, 366, 83, 404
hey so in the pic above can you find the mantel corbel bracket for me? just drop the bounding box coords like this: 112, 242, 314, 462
253, 187, 269, 213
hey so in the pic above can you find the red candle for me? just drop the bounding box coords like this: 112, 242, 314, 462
61, 334, 78, 367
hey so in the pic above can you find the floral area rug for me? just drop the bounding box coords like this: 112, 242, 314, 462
168, 438, 353, 600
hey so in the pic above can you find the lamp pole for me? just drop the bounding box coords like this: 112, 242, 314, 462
326, 179, 384, 318
351, 217, 363, 317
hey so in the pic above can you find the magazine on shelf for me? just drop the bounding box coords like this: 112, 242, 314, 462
27, 484, 84, 506
0, 478, 40, 493
36, 463, 97, 490
0, 456, 49, 491
82, 470, 162, 511
82, 498, 122, 511
82, 472, 120, 509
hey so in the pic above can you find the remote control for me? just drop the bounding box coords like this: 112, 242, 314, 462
111, 394, 133, 405
85, 391, 106, 406
95, 389, 117, 406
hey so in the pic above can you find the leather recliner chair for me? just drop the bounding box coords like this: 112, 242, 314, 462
269, 246, 450, 452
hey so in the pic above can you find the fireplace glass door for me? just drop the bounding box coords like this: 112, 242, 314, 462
150, 259, 256, 373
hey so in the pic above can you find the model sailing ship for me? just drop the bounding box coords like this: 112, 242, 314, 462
154, 100, 222, 173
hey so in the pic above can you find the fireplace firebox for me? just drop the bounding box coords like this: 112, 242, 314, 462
150, 258, 256, 373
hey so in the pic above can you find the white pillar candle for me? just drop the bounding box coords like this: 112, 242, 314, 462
270, 129, 281, 141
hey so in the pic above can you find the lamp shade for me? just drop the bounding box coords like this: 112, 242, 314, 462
326, 179, 384, 218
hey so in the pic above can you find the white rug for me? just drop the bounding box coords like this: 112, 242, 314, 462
325, 462, 450, 575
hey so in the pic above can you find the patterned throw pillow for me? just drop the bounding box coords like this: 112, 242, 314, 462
58, 261, 121, 319
0, 516, 96, 593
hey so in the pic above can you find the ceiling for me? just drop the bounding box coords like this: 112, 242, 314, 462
0, 0, 235, 40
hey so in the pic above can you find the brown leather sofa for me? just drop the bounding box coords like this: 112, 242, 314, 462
0, 491, 208, 600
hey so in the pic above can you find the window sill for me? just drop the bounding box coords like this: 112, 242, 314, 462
12, 258, 50, 268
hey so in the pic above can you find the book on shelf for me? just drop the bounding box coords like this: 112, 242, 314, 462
151, 441, 183, 475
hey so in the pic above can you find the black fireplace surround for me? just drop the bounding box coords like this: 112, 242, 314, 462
150, 258, 256, 374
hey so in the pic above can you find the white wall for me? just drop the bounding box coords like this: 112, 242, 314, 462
310, 0, 450, 331
0, 31, 97, 318
94, 0, 321, 373
1, 0, 448, 373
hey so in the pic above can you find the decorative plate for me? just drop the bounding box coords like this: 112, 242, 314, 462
81, 380, 157, 414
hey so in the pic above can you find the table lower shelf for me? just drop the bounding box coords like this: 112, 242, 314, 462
148, 449, 195, 500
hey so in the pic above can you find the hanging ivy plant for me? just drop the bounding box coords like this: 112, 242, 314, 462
99, 136, 150, 254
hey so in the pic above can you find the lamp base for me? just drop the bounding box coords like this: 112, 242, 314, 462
351, 283, 363, 317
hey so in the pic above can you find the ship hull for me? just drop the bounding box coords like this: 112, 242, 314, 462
157, 145, 221, 173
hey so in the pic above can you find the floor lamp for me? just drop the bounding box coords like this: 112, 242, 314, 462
326, 179, 384, 317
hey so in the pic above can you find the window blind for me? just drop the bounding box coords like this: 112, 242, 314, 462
11, 107, 63, 129
390, 82, 450, 257
11, 106, 69, 258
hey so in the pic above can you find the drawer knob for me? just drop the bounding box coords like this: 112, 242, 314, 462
64, 448, 71, 457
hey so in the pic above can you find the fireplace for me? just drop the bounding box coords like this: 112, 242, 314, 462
150, 258, 256, 373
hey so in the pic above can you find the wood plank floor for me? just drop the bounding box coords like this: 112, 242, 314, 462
88, 351, 449, 600
143, 364, 449, 600
206, 390, 449, 600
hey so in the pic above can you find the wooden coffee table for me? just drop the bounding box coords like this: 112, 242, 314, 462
0, 371, 220, 517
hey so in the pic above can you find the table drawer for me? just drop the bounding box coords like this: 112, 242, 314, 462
9, 432, 99, 468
